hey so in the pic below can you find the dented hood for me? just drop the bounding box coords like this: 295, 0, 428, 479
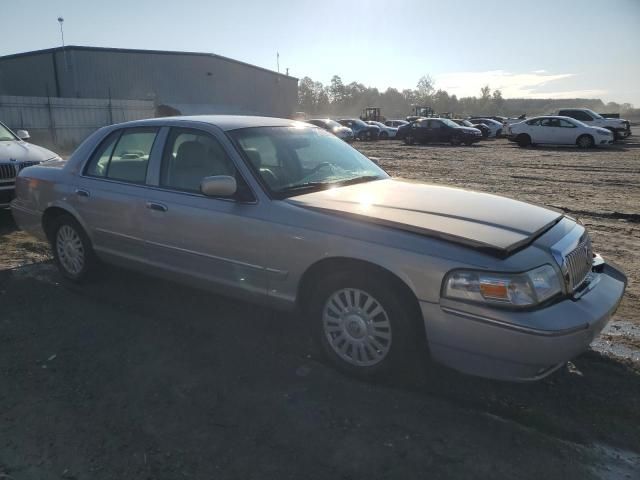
286, 179, 563, 256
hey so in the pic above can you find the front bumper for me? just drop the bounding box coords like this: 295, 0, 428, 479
421, 262, 627, 381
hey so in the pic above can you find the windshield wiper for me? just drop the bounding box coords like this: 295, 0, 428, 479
339, 175, 381, 186
278, 181, 332, 192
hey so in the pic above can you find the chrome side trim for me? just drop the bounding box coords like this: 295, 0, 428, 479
145, 239, 289, 279
93, 227, 289, 279
440, 306, 588, 337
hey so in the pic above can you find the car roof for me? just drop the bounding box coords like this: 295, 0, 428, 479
103, 115, 310, 132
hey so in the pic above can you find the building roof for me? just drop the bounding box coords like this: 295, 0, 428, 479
0, 45, 297, 81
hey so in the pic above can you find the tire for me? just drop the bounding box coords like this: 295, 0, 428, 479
516, 134, 531, 147
496, 129, 502, 137
309, 271, 421, 378
450, 135, 462, 146
577, 134, 594, 149
481, 129, 489, 138
380, 131, 389, 140
404, 135, 415, 145
464, 140, 473, 146
50, 214, 96, 282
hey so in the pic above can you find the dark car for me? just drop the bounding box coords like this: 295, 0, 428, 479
397, 118, 483, 146
452, 119, 490, 138
337, 118, 380, 140
307, 118, 355, 142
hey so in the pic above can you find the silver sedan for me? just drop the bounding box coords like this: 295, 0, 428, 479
11, 116, 626, 381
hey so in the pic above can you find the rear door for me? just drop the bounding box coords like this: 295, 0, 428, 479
538, 118, 563, 144
71, 127, 161, 261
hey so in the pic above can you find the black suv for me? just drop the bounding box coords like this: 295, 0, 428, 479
397, 118, 482, 145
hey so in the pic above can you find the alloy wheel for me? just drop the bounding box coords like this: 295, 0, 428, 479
56, 224, 85, 276
322, 288, 392, 367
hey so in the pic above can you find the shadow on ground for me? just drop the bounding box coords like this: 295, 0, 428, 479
1, 259, 639, 479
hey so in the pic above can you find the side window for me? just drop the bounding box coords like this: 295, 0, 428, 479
540, 119, 553, 127
85, 131, 120, 177
160, 128, 236, 193
107, 128, 158, 183
84, 128, 158, 183
559, 119, 576, 128
526, 119, 540, 126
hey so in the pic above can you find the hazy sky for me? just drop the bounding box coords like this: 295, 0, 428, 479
3, 0, 640, 104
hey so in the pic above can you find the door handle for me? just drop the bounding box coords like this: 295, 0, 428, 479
146, 201, 168, 212
75, 189, 90, 198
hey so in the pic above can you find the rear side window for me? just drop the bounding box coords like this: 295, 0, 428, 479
526, 119, 541, 126
85, 127, 158, 183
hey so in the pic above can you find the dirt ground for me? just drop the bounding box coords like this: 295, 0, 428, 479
1, 134, 640, 479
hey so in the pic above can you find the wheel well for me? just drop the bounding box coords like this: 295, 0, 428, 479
296, 257, 425, 334
577, 133, 594, 143
42, 207, 73, 242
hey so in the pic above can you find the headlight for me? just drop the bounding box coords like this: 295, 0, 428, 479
443, 265, 562, 307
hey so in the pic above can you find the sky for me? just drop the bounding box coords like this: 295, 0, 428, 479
3, 0, 640, 105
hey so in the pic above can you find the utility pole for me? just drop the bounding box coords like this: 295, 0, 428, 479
277, 52, 280, 74
57, 17, 69, 71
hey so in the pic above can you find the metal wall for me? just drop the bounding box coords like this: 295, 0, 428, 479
0, 47, 298, 118
0, 95, 155, 152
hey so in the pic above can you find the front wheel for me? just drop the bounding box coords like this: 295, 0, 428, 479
404, 135, 415, 145
50, 215, 96, 282
310, 272, 421, 378
577, 134, 594, 149
450, 135, 462, 146
379, 131, 388, 140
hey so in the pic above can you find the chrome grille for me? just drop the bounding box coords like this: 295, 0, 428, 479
0, 164, 17, 180
564, 235, 593, 291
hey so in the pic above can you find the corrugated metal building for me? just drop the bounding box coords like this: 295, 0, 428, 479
0, 46, 298, 117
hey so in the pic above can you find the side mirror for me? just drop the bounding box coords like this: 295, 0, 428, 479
16, 129, 30, 140
200, 175, 237, 197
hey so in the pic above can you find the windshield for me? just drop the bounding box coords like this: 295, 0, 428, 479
585, 109, 604, 119
231, 126, 388, 197
441, 119, 459, 128
0, 123, 17, 141
461, 120, 473, 127
324, 119, 342, 129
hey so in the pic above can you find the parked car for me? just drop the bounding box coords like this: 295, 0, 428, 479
366, 121, 397, 139
11, 115, 626, 382
468, 118, 504, 137
452, 119, 491, 138
385, 119, 408, 128
0, 121, 61, 208
397, 118, 483, 145
508, 116, 614, 148
555, 108, 631, 140
306, 118, 354, 142
338, 119, 380, 140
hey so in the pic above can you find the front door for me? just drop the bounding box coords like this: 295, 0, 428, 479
141, 126, 268, 298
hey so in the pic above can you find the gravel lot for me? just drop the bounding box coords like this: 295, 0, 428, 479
1, 133, 639, 479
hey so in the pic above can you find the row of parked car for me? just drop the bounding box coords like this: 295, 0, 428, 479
307, 107, 633, 148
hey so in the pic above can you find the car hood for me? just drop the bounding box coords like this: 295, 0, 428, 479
457, 126, 481, 134
286, 179, 563, 256
0, 140, 58, 163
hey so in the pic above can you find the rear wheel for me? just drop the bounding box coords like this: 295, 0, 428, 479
516, 134, 531, 147
50, 214, 96, 282
404, 134, 415, 145
577, 134, 594, 149
310, 271, 421, 378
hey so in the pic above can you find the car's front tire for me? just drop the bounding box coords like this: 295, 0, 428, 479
379, 131, 388, 140
50, 214, 96, 282
404, 134, 415, 145
577, 134, 594, 149
309, 271, 421, 378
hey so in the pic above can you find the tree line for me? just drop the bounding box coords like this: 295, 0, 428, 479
298, 75, 639, 120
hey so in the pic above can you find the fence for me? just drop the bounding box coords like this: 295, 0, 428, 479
0, 95, 156, 153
